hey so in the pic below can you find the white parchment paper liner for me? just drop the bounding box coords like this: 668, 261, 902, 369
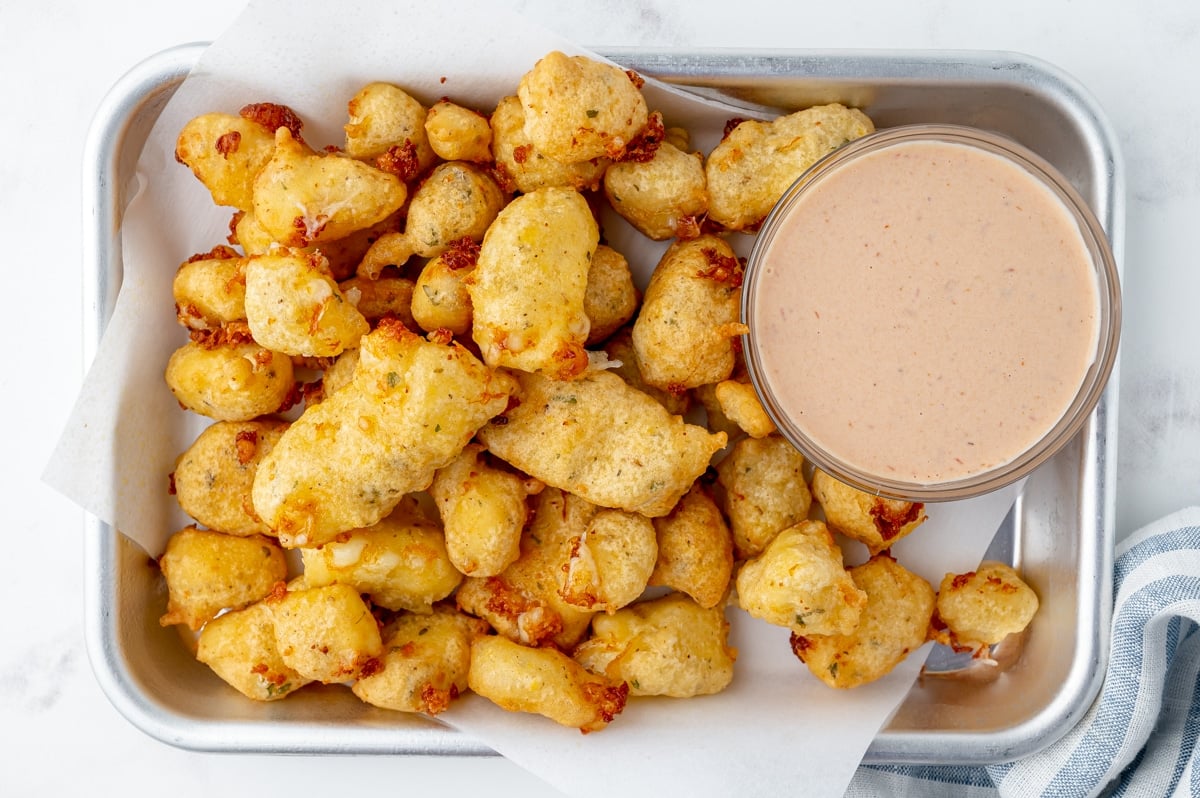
46, 1, 1021, 795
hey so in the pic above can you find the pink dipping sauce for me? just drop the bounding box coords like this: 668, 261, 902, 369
748, 135, 1101, 487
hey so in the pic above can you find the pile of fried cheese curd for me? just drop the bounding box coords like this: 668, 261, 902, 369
161, 50, 1040, 732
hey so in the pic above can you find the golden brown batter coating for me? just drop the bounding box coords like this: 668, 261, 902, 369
706, 103, 873, 230
791, 554, 935, 688
478, 370, 726, 518
251, 320, 514, 547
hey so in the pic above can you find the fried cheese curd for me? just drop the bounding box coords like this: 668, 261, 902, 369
583, 244, 640, 345
244, 248, 369, 358
312, 215, 403, 280
791, 554, 936, 689
429, 444, 542, 578
424, 100, 492, 163
410, 247, 476, 336
175, 109, 281, 211
165, 337, 294, 422
352, 606, 489, 714
158, 525, 287, 631
172, 418, 288, 537
693, 380, 743, 440
314, 346, 359, 402
602, 326, 691, 417
631, 235, 747, 392
518, 50, 649, 163
649, 484, 734, 609
356, 160, 505, 277
477, 370, 726, 517
603, 124, 709, 240
299, 498, 462, 613
404, 161, 506, 258
455, 488, 601, 651
251, 320, 515, 547
196, 601, 311, 701
713, 376, 776, 439
343, 81, 437, 170
230, 210, 276, 256
267, 583, 384, 683
490, 95, 609, 194
253, 127, 407, 248
559, 507, 658, 614
811, 469, 927, 556
467, 186, 597, 380
717, 435, 813, 558
338, 275, 416, 327
707, 103, 874, 231
355, 231, 416, 280
573, 592, 736, 697
468, 634, 628, 733
236, 209, 401, 280
934, 562, 1039, 651
173, 246, 248, 330
735, 519, 866, 637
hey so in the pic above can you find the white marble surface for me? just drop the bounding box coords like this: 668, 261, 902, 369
3, 0, 1198, 794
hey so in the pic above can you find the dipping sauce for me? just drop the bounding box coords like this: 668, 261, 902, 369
745, 127, 1109, 493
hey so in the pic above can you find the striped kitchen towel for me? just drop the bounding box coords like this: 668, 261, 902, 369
846, 506, 1200, 798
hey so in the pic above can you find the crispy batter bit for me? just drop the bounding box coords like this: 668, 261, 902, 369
300, 379, 325, 406
582, 680, 630, 726
421, 683, 451, 715
240, 102, 304, 139
186, 244, 240, 264
871, 501, 926, 542
265, 580, 289, 604
427, 328, 455, 345
697, 247, 744, 287
276, 381, 305, 413
357, 657, 384, 679
234, 430, 260, 465
227, 211, 244, 245
477, 577, 565, 645
215, 130, 242, 157
674, 214, 703, 240
482, 577, 530, 618
950, 572, 975, 590
188, 321, 256, 349
489, 163, 516, 194
175, 303, 200, 325
441, 236, 481, 271
722, 117, 747, 140
290, 214, 328, 246
375, 141, 422, 182
616, 111, 665, 163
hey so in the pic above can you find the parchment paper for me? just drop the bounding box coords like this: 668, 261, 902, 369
45, 1, 1021, 794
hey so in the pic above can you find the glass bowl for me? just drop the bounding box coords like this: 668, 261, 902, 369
742, 124, 1121, 502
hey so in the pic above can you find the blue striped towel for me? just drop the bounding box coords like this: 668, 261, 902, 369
845, 507, 1200, 797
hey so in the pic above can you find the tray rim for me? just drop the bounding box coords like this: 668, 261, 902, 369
82, 42, 1121, 764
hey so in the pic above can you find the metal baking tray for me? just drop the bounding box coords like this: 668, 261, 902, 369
83, 43, 1121, 763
